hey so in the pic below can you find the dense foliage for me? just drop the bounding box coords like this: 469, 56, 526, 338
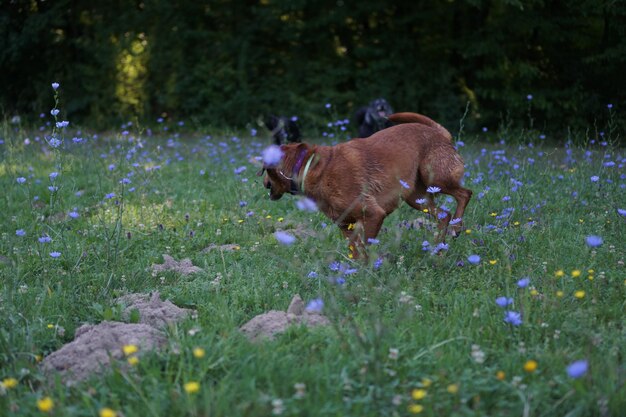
1, 0, 625, 133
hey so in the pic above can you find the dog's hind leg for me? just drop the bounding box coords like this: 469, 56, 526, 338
440, 185, 472, 236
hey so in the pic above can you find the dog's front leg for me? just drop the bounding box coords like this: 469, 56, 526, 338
338, 222, 368, 260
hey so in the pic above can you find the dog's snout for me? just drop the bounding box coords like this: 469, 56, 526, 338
265, 181, 272, 190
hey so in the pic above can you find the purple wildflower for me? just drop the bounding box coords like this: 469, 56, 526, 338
399, 179, 410, 189
517, 277, 530, 288
374, 257, 383, 269
16, 177, 26, 184
432, 242, 449, 254
427, 186, 441, 194
16, 229, 26, 237
495, 296, 513, 307
49, 252, 61, 258
51, 82, 60, 90
296, 197, 318, 212
504, 311, 522, 326
566, 360, 588, 379
305, 298, 324, 313
585, 235, 603, 247
262, 145, 283, 166
274, 231, 296, 245
467, 254, 481, 265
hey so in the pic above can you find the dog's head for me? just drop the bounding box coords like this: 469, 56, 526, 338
370, 98, 394, 119
258, 143, 310, 200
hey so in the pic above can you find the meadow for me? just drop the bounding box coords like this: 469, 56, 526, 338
0, 93, 625, 416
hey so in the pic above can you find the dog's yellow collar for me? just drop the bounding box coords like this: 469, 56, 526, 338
300, 154, 316, 194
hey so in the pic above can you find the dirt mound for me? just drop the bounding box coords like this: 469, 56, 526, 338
41, 321, 165, 385
116, 292, 195, 327
240, 295, 330, 342
201, 243, 241, 253
40, 292, 194, 385
151, 254, 203, 275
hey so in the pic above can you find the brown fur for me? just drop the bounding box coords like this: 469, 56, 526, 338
261, 112, 472, 259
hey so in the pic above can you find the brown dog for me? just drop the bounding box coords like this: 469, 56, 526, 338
259, 112, 472, 258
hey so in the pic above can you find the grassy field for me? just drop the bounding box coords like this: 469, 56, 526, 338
0, 108, 625, 416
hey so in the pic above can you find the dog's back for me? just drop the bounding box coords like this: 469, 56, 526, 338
387, 112, 453, 142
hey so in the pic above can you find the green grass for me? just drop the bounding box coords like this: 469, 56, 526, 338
0, 120, 624, 417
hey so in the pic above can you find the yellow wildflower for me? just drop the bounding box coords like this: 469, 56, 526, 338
184, 381, 200, 394
489, 260, 497, 265
530, 289, 539, 296
122, 344, 138, 356
447, 384, 459, 394
127, 356, 139, 366
408, 404, 424, 414
193, 347, 205, 359
465, 229, 472, 234
556, 290, 564, 298
37, 397, 54, 413
574, 290, 585, 299
571, 270, 581, 278
496, 371, 506, 381
99, 408, 117, 417
347, 223, 355, 230
420, 377, 432, 388
411, 389, 427, 400
523, 360, 538, 373
1, 377, 18, 389
555, 270, 565, 278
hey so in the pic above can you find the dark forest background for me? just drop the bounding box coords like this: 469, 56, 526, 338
1, 0, 625, 135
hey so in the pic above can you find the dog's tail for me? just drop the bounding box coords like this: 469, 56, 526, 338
388, 112, 452, 142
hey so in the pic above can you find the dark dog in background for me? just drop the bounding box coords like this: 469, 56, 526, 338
354, 98, 394, 137
264, 115, 302, 145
